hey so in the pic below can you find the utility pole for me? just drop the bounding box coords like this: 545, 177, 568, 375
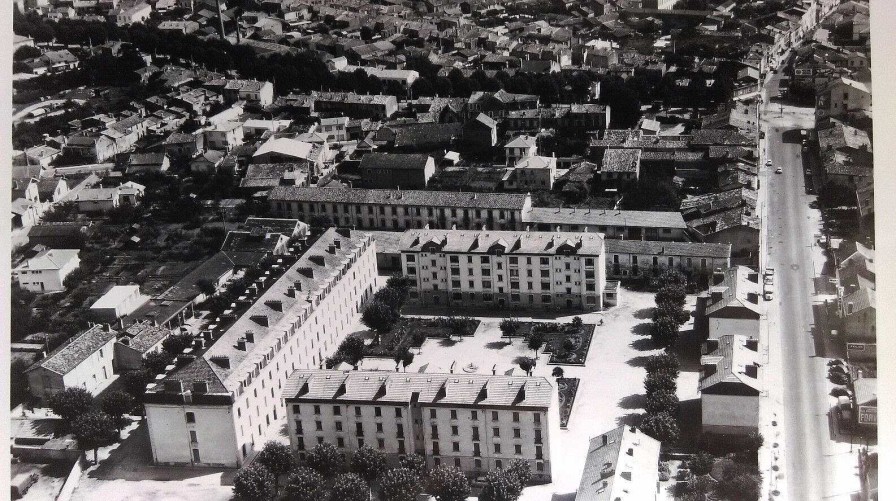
215, 0, 225, 42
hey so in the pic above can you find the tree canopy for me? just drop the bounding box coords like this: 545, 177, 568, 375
428, 465, 471, 501
284, 467, 326, 501
232, 464, 276, 501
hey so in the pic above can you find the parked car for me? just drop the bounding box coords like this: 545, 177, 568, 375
765, 267, 775, 277
764, 284, 774, 300
775, 167, 783, 174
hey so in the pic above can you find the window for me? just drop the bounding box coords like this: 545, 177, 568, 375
376, 423, 383, 433
296, 421, 303, 434
472, 426, 480, 440
397, 424, 404, 437
430, 409, 437, 419
515, 444, 522, 455
355, 406, 362, 417
314, 405, 320, 415
298, 437, 305, 450
398, 440, 406, 454
358, 438, 365, 448
535, 430, 542, 444
536, 445, 543, 459
493, 427, 500, 437
474, 443, 481, 456
512, 412, 519, 422
431, 425, 439, 438
449, 255, 459, 263
406, 255, 416, 262
395, 407, 403, 418
315, 421, 322, 431
540, 257, 549, 266
378, 438, 385, 449
496, 459, 503, 469
185, 412, 195, 423
492, 411, 499, 421
433, 442, 440, 455
472, 410, 478, 420
335, 421, 343, 432
375, 407, 382, 417
537, 462, 544, 472
513, 428, 521, 438
189, 431, 198, 443
453, 442, 460, 452
494, 443, 501, 454
356, 423, 363, 436
509, 257, 518, 264
333, 406, 341, 416
454, 458, 462, 468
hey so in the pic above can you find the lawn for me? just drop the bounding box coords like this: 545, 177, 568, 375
557, 377, 580, 429
507, 321, 595, 365
364, 317, 480, 358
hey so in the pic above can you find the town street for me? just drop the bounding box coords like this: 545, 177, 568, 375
760, 73, 859, 500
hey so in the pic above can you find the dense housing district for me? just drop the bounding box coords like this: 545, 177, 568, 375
9, 0, 877, 500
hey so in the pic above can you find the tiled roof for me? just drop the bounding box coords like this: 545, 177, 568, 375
606, 240, 730, 259
698, 334, 761, 393
842, 287, 875, 315
400, 229, 604, 256
17, 249, 79, 271
525, 207, 686, 229
601, 149, 641, 172
284, 370, 552, 409
704, 266, 761, 317
359, 152, 431, 171
576, 426, 662, 501
269, 187, 530, 210
28, 325, 115, 376
121, 321, 171, 353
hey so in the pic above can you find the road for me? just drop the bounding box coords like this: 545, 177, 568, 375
760, 74, 858, 500
12, 99, 67, 124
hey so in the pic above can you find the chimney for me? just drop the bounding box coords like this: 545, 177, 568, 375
847, 302, 854, 315
236, 338, 247, 351
245, 332, 255, 343
334, 239, 342, 249
601, 434, 608, 446
210, 355, 230, 369
747, 292, 759, 303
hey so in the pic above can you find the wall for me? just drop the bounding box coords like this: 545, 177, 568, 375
61, 337, 116, 396
55, 453, 87, 501
701, 393, 760, 434
708, 317, 759, 340
146, 404, 239, 466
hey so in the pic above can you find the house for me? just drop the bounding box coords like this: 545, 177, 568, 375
840, 287, 875, 361
114, 322, 172, 371
505, 135, 538, 166
163, 132, 203, 158
126, 152, 170, 174
143, 229, 378, 467
851, 377, 876, 431
575, 426, 661, 501
25, 325, 117, 401
285, 370, 553, 480
467, 90, 540, 120
74, 187, 121, 213
113, 1, 151, 25
205, 79, 274, 106
220, 228, 290, 268
462, 113, 498, 150
838, 241, 875, 291
604, 240, 731, 281
359, 153, 435, 190
204, 122, 245, 151
243, 218, 308, 240
13, 249, 80, 293
400, 229, 607, 311
11, 199, 42, 229
253, 137, 316, 165
190, 150, 225, 173
318, 117, 349, 142
63, 135, 117, 162
35, 178, 70, 204
242, 119, 292, 138
600, 149, 641, 185
818, 77, 871, 117
240, 163, 308, 190
26, 223, 89, 249
90, 285, 150, 323
699, 334, 762, 435
511, 156, 558, 191
309, 91, 398, 119
157, 20, 200, 34
15, 145, 61, 168
694, 266, 762, 340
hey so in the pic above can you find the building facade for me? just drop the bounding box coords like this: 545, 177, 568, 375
143, 229, 378, 467
284, 370, 553, 482
604, 240, 731, 280
399, 229, 607, 312
25, 325, 117, 401
13, 249, 80, 293
699, 334, 762, 435
269, 187, 531, 231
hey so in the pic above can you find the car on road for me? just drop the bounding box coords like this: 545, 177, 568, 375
775, 167, 782, 174
765, 159, 773, 166
764, 284, 774, 301
805, 168, 811, 175
765, 267, 775, 277
764, 274, 773, 285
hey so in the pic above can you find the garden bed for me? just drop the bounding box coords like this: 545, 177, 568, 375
507, 321, 595, 365
364, 316, 480, 357
557, 377, 580, 429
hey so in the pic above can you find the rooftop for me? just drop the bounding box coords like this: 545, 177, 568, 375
526, 207, 687, 229
269, 187, 530, 210
15, 249, 79, 272
699, 334, 761, 394
704, 266, 762, 318
284, 370, 552, 409
359, 152, 432, 171
27, 325, 116, 376
606, 239, 731, 259
400, 229, 604, 256
575, 426, 662, 501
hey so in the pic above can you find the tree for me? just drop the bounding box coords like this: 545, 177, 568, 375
551, 367, 565, 378
571, 316, 583, 328
101, 390, 135, 432
518, 357, 535, 376
379, 468, 422, 501
479, 470, 521, 501
305, 442, 344, 478
336, 336, 366, 368
330, 473, 368, 501
688, 451, 715, 476
645, 353, 680, 377
121, 370, 153, 400
655, 285, 686, 310
640, 411, 680, 443
72, 412, 117, 463
644, 371, 677, 396
232, 464, 276, 501
48, 387, 93, 423
284, 467, 326, 501
143, 350, 173, 374
654, 302, 690, 325
350, 445, 387, 484
650, 315, 680, 348
500, 318, 521, 337
653, 269, 687, 289
645, 390, 679, 416
255, 441, 294, 491
162, 333, 194, 355
527, 331, 545, 358
428, 465, 471, 501
714, 461, 761, 501
398, 349, 414, 371
399, 453, 427, 477
361, 299, 399, 333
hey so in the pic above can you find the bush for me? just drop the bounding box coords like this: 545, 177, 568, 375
645, 390, 679, 415
640, 411, 680, 443
48, 387, 93, 422
644, 371, 677, 396
284, 467, 326, 501
689, 451, 715, 476
645, 353, 681, 376
232, 464, 276, 501
329, 473, 368, 501
714, 461, 761, 501
379, 468, 422, 501
428, 465, 470, 501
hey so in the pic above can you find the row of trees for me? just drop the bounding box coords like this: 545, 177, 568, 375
650, 270, 690, 347
234, 441, 534, 501
46, 387, 135, 462
639, 352, 681, 445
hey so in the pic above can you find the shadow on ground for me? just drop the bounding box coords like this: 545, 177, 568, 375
550, 493, 578, 501
630, 338, 656, 351
485, 341, 510, 350
627, 355, 652, 368
675, 398, 702, 453
631, 322, 652, 336
618, 394, 646, 410
672, 329, 702, 372
633, 308, 654, 320
616, 412, 644, 427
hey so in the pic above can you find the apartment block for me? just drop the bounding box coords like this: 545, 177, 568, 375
399, 229, 607, 312
269, 187, 531, 231
143, 229, 378, 467
284, 370, 553, 482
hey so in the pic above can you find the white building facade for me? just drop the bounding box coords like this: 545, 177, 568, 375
284, 370, 553, 482
399, 229, 607, 312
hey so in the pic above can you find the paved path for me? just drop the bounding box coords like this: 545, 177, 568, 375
12, 99, 67, 124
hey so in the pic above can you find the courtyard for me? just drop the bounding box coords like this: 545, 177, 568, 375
353, 287, 699, 498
